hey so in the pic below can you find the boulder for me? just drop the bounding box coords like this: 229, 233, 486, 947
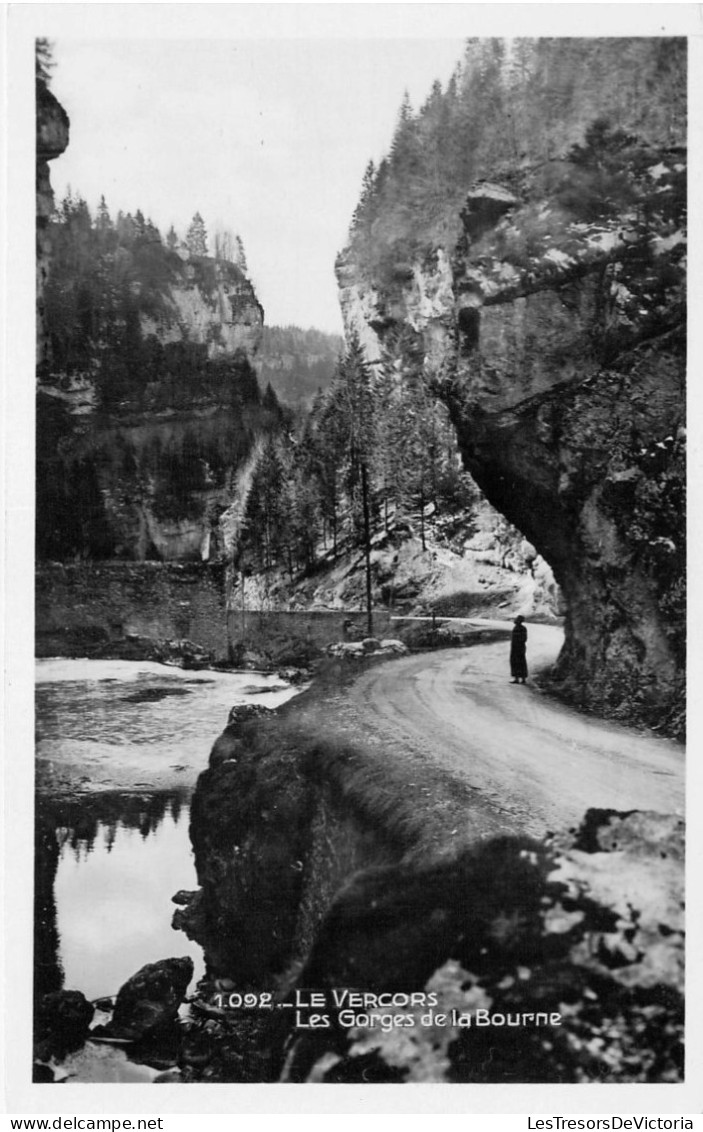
277, 666, 310, 685
210, 711, 274, 771
172, 889, 199, 907
227, 703, 273, 727
172, 889, 207, 941
108, 957, 194, 1041
379, 639, 409, 654
35, 989, 94, 1059
327, 641, 365, 657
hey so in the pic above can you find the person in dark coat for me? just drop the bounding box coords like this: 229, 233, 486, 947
510, 615, 528, 684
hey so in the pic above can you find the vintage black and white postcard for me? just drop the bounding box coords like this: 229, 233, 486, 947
4, 1, 702, 1119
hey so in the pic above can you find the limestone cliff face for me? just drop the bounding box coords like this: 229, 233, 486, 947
147, 260, 263, 360
338, 42, 685, 732
37, 264, 265, 562
36, 236, 266, 561
36, 79, 69, 366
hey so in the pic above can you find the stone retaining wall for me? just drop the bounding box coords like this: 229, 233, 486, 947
36, 562, 228, 660
36, 564, 402, 665
226, 608, 394, 655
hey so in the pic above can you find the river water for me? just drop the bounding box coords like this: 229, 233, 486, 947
34, 658, 300, 1079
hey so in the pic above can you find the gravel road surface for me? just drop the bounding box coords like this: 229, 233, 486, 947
348, 622, 684, 839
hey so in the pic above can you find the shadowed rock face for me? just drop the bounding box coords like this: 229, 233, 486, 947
338, 43, 686, 732
36, 79, 69, 365
443, 169, 685, 729
444, 320, 684, 730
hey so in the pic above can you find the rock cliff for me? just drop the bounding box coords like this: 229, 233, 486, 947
338, 39, 686, 732
36, 78, 69, 366
36, 80, 268, 563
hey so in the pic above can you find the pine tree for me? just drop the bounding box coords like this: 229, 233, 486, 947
116, 211, 138, 245
287, 424, 322, 572
336, 332, 377, 633
311, 386, 346, 555
262, 382, 281, 415
351, 160, 377, 230
95, 195, 113, 233
389, 91, 422, 191
144, 217, 162, 243
235, 235, 248, 272
186, 212, 208, 256
245, 437, 286, 572
36, 38, 54, 85
373, 348, 403, 531
165, 225, 179, 250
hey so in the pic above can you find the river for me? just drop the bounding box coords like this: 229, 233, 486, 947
34, 658, 301, 1082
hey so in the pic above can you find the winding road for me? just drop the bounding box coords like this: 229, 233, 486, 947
348, 621, 684, 839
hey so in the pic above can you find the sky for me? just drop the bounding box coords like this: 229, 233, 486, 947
49, 36, 466, 333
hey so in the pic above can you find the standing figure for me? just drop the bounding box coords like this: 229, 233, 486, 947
510, 615, 528, 684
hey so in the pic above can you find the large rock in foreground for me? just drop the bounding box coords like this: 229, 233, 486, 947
34, 989, 94, 1061
281, 809, 684, 1084
109, 957, 194, 1040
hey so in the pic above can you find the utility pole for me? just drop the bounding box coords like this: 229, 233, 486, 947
361, 462, 373, 637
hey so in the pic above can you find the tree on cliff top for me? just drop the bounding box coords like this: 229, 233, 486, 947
235, 235, 248, 272
346, 38, 687, 280
36, 38, 54, 86
186, 212, 208, 256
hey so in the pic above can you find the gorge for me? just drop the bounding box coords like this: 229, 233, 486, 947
33, 36, 686, 1088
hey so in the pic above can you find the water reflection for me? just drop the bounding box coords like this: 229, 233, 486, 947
50, 791, 187, 856
37, 792, 203, 1004
34, 659, 301, 1079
